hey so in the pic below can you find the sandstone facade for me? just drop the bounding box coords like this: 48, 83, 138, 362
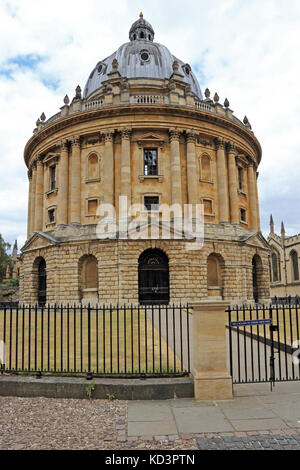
20, 15, 270, 306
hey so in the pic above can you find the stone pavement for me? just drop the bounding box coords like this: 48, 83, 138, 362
1, 381, 300, 450
127, 381, 300, 449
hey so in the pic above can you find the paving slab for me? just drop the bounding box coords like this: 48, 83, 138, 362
219, 406, 278, 420
127, 401, 173, 422
173, 406, 234, 433
128, 420, 178, 437
230, 418, 287, 432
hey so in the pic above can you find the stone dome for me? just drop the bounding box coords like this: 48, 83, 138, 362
83, 14, 202, 100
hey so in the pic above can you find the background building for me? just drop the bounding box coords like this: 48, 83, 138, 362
19, 14, 270, 305
268, 215, 300, 299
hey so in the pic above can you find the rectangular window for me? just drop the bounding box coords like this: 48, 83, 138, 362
144, 149, 158, 176
48, 209, 55, 223
144, 196, 159, 211
50, 166, 56, 190
240, 208, 247, 223
88, 199, 98, 216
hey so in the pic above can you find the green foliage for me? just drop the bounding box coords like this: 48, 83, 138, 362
106, 393, 116, 401
1, 278, 19, 288
2, 290, 15, 297
0, 234, 12, 283
86, 383, 96, 399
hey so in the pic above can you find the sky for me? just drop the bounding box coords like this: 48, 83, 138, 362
0, 0, 300, 254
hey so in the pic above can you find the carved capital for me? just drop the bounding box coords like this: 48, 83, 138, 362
227, 141, 238, 155
28, 169, 32, 180
72, 135, 81, 148
214, 138, 226, 151
186, 130, 197, 144
169, 128, 181, 142
60, 139, 68, 152
120, 128, 132, 141
103, 129, 115, 143
36, 154, 44, 165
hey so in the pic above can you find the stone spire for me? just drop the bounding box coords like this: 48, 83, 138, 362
12, 240, 18, 261
270, 214, 274, 234
281, 221, 285, 245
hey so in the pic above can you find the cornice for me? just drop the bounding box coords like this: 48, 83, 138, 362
24, 104, 262, 166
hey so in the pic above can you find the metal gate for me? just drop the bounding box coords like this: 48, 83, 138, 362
227, 304, 300, 387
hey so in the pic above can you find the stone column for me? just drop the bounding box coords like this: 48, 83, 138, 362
227, 143, 239, 224
27, 170, 32, 238
34, 156, 44, 232
103, 130, 115, 207
247, 162, 258, 231
191, 300, 233, 401
215, 139, 229, 223
186, 131, 198, 206
30, 163, 37, 234
57, 139, 69, 226
255, 170, 261, 232
169, 128, 182, 208
120, 128, 131, 203
70, 136, 81, 224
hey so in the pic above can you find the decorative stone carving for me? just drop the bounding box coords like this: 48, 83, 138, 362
72, 135, 81, 148
40, 112, 46, 122
224, 98, 230, 108
64, 95, 70, 105
213, 92, 220, 103
169, 128, 181, 142
75, 85, 82, 100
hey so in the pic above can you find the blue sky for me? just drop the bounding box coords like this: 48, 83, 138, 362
0, 0, 300, 254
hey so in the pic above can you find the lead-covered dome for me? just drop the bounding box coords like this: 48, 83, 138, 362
83, 14, 202, 100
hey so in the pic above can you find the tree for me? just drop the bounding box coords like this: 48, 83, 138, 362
0, 234, 12, 283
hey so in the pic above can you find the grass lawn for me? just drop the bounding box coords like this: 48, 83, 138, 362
0, 306, 183, 375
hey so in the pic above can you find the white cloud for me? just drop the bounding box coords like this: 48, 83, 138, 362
0, 0, 299, 249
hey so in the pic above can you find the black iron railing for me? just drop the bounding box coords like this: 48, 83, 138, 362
0, 303, 191, 378
227, 304, 300, 385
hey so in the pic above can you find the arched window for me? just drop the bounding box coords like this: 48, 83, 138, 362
87, 153, 99, 181
140, 31, 144, 39
79, 255, 98, 303
272, 252, 279, 282
291, 250, 299, 281
200, 154, 212, 181
252, 255, 263, 303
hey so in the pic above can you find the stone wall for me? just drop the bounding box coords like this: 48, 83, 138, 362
20, 228, 270, 305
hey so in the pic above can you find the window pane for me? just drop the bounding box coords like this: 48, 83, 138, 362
144, 196, 159, 211
144, 149, 158, 175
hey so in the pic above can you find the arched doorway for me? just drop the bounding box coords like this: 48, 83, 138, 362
138, 249, 169, 305
38, 258, 47, 306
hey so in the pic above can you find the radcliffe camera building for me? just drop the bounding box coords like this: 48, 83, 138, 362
19, 14, 271, 306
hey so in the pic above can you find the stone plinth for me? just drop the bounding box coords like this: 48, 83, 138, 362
191, 300, 233, 401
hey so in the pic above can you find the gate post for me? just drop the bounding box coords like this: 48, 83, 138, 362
190, 300, 233, 401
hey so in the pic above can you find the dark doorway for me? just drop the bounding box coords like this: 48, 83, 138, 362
38, 258, 47, 306
252, 257, 258, 304
138, 249, 170, 305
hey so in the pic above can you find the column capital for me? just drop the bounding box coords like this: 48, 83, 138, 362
169, 127, 181, 142
60, 139, 69, 152
186, 130, 197, 144
214, 138, 226, 150
103, 129, 115, 142
28, 169, 32, 179
226, 142, 238, 155
36, 154, 44, 166
120, 128, 132, 140
71, 135, 81, 148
